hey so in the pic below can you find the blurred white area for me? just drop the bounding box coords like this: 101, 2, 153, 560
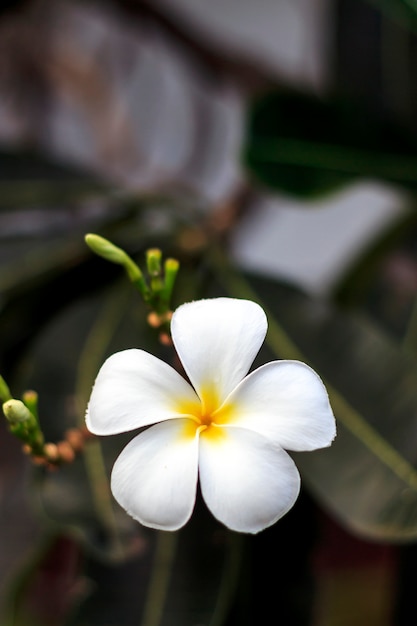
46, 2, 245, 201
0, 1, 244, 204
230, 182, 409, 295
0, 0, 408, 293
153, 0, 333, 90
0, 0, 332, 205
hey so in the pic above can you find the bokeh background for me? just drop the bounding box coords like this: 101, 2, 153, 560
2, 1, 417, 624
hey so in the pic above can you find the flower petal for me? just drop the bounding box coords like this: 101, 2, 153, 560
199, 427, 300, 533
224, 360, 336, 451
111, 419, 199, 531
171, 298, 267, 405
86, 349, 199, 435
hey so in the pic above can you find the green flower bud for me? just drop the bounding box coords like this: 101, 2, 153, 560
160, 258, 180, 305
146, 248, 162, 277
85, 233, 150, 297
85, 232, 123, 261
3, 399, 44, 449
146, 248, 164, 294
22, 390, 39, 420
3, 399, 34, 425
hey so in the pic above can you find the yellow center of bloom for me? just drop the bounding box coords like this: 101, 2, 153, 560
176, 384, 235, 442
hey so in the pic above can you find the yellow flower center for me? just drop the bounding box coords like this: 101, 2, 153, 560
176, 384, 235, 442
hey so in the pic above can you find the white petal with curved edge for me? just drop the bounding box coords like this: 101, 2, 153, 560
111, 419, 199, 531
199, 427, 300, 533
86, 349, 199, 435
171, 298, 267, 405
224, 360, 336, 451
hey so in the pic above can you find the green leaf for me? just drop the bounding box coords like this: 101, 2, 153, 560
209, 246, 417, 541
365, 0, 417, 34
259, 278, 417, 541
16, 282, 145, 561
14, 280, 245, 624
243, 90, 417, 196
0, 148, 107, 208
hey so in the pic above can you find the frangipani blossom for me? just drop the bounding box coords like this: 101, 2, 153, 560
86, 298, 336, 534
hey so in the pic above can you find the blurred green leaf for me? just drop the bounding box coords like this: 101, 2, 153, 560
366, 0, 417, 33
65, 521, 244, 626
0, 148, 108, 207
209, 246, 417, 541
401, 0, 417, 18
18, 257, 209, 558
244, 91, 417, 196
259, 279, 417, 541
14, 277, 244, 625
4, 536, 83, 626
21, 282, 143, 562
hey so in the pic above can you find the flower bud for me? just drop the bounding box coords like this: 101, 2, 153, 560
85, 234, 144, 283
146, 248, 162, 277
161, 258, 180, 303
22, 390, 39, 419
85, 233, 127, 264
2, 399, 33, 425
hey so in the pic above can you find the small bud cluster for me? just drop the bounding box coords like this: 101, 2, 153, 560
85, 234, 179, 344
24, 426, 92, 468
1, 378, 93, 469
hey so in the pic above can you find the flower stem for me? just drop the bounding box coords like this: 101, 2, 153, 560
141, 531, 179, 626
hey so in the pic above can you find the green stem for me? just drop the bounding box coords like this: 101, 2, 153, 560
208, 532, 244, 626
141, 532, 179, 626
75, 283, 133, 559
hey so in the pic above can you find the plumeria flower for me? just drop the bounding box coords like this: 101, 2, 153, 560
86, 298, 335, 534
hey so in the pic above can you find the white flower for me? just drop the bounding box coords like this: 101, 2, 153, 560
86, 298, 335, 534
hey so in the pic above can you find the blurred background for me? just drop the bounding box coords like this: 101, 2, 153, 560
3, 0, 417, 624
